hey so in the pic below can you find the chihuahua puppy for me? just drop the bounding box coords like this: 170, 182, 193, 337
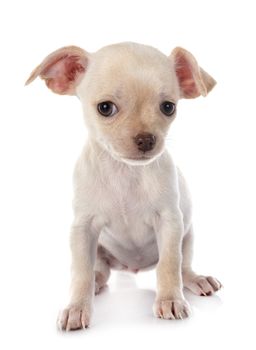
26, 42, 222, 330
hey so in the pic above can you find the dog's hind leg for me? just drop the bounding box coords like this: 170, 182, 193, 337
94, 246, 111, 294
182, 226, 222, 296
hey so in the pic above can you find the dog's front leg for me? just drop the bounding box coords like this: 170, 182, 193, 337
58, 223, 99, 331
154, 210, 191, 320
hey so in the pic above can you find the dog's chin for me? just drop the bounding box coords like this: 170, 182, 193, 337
120, 156, 157, 166
111, 149, 165, 166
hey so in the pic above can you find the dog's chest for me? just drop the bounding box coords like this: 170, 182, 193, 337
97, 164, 163, 261
99, 180, 159, 268
102, 165, 160, 225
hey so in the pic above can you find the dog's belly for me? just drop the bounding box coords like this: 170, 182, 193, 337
98, 220, 159, 271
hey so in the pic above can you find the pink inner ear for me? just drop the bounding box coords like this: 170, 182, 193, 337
175, 54, 199, 98
41, 55, 86, 95
65, 56, 85, 81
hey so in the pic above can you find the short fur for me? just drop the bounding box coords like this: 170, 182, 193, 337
26, 42, 221, 331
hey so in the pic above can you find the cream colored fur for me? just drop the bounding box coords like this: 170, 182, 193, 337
26, 42, 221, 331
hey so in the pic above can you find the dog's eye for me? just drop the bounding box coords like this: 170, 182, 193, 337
160, 101, 176, 116
97, 101, 118, 117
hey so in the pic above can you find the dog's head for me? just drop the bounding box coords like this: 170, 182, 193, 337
26, 43, 216, 165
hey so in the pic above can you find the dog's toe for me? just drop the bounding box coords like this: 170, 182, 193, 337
153, 299, 191, 320
184, 275, 222, 296
57, 305, 90, 331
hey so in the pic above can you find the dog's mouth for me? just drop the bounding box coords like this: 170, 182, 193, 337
121, 156, 155, 166
124, 155, 151, 161
100, 139, 164, 166
120, 151, 164, 165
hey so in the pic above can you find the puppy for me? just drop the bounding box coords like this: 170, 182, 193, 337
26, 42, 222, 330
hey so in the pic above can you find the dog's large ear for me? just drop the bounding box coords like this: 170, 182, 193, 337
171, 47, 216, 99
25, 46, 89, 95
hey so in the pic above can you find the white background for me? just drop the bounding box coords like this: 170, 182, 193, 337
1, 0, 256, 349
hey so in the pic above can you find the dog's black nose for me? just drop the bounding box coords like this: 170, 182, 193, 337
134, 133, 156, 152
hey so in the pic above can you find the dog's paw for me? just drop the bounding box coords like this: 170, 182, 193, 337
184, 275, 222, 296
95, 280, 108, 295
153, 298, 191, 320
57, 305, 91, 331
95, 281, 101, 295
